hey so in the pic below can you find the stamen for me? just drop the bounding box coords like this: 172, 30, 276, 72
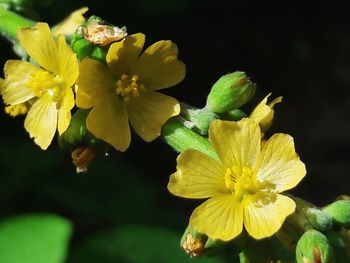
115, 74, 144, 101
5, 103, 28, 117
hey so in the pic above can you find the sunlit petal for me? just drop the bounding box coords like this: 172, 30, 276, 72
190, 195, 243, 241
255, 133, 306, 192
127, 90, 179, 141
168, 149, 226, 199
243, 193, 295, 239
209, 118, 261, 168
24, 92, 58, 150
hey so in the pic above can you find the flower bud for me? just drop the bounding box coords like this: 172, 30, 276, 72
72, 38, 94, 60
326, 230, 349, 261
296, 230, 335, 263
323, 200, 350, 228
306, 208, 333, 231
58, 109, 102, 151
206, 72, 256, 114
180, 225, 206, 257
90, 46, 108, 63
193, 109, 219, 135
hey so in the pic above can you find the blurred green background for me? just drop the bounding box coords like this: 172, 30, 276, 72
0, 0, 350, 262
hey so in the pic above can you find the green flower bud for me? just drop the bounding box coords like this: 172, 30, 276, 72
58, 110, 107, 173
323, 200, 350, 228
306, 208, 333, 231
296, 230, 335, 263
224, 108, 248, 121
326, 230, 350, 261
90, 46, 108, 63
72, 38, 94, 60
58, 109, 102, 151
206, 72, 256, 114
193, 109, 219, 135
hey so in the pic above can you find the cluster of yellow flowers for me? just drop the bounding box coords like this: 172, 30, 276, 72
0, 11, 307, 244
0, 21, 185, 151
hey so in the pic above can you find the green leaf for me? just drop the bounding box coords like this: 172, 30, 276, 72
68, 225, 225, 263
0, 214, 72, 263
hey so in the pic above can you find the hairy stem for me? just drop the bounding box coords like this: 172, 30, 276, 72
161, 117, 217, 159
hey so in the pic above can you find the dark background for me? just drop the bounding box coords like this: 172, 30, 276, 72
1, 0, 349, 261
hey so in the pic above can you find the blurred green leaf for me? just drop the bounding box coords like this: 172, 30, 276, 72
68, 225, 225, 263
37, 154, 180, 227
0, 138, 64, 205
0, 213, 72, 263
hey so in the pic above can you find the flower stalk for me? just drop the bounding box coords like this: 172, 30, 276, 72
161, 117, 217, 159
0, 7, 35, 40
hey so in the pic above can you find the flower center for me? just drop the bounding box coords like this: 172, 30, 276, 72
115, 74, 145, 102
224, 166, 274, 201
28, 71, 65, 104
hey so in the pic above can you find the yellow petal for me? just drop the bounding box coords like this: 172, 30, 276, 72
87, 95, 131, 151
17, 23, 78, 85
52, 7, 88, 36
209, 118, 261, 168
106, 33, 145, 78
127, 90, 180, 142
24, 92, 58, 150
134, 40, 186, 90
76, 58, 113, 109
243, 193, 295, 239
2, 60, 37, 105
0, 78, 4, 90
168, 149, 227, 199
55, 34, 79, 86
254, 133, 306, 192
57, 88, 74, 135
190, 195, 243, 241
250, 93, 282, 132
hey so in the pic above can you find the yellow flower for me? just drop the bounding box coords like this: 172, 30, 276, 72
52, 7, 89, 36
1, 23, 79, 149
168, 118, 306, 241
250, 93, 282, 132
76, 33, 185, 151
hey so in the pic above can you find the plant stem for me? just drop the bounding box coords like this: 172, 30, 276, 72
161, 117, 217, 159
0, 7, 35, 40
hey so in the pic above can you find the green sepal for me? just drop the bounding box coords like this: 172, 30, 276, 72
323, 200, 350, 228
306, 208, 333, 231
206, 72, 256, 114
180, 225, 204, 246
193, 109, 219, 135
224, 109, 248, 121
296, 230, 335, 263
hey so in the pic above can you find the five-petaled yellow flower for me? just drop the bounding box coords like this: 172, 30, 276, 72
76, 33, 185, 151
168, 118, 306, 241
1, 23, 79, 149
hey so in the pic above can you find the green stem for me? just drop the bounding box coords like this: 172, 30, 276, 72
161, 117, 217, 159
0, 7, 35, 40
